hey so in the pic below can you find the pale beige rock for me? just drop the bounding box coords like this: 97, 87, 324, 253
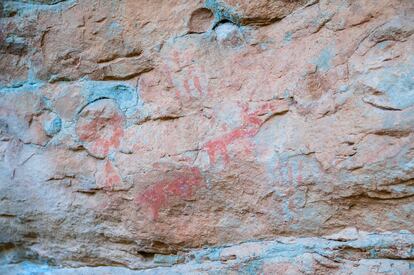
188, 8, 214, 33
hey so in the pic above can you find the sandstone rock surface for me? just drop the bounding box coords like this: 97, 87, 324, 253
1, 0, 414, 274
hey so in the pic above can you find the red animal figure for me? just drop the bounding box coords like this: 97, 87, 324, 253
135, 167, 204, 220
204, 101, 288, 166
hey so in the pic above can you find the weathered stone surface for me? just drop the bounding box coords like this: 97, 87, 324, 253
189, 8, 215, 33
206, 0, 311, 25
1, 0, 414, 273
2, 231, 414, 274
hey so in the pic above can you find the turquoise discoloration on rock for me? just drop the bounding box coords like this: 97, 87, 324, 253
1, 232, 414, 274
0, 81, 44, 92
313, 47, 334, 72
107, 21, 123, 37
283, 31, 293, 44
242, 259, 263, 274
82, 81, 142, 117
2, 0, 75, 16
361, 62, 414, 109
377, 66, 414, 109
205, 0, 241, 25
153, 254, 184, 265
44, 115, 62, 136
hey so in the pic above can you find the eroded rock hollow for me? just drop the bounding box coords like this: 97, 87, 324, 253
1, 0, 414, 274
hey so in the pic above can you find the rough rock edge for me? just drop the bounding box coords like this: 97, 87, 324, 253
1, 230, 413, 274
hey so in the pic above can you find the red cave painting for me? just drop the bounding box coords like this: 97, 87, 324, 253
163, 50, 209, 99
77, 112, 124, 157
204, 127, 258, 165
204, 101, 289, 166
135, 167, 204, 220
97, 159, 122, 191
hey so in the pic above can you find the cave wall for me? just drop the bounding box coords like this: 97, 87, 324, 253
1, 0, 414, 274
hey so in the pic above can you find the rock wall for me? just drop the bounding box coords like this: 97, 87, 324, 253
1, 0, 413, 274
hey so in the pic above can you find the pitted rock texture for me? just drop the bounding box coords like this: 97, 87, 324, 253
1, 0, 414, 274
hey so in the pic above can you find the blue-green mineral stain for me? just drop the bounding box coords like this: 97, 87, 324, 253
205, 0, 241, 25
44, 115, 62, 136
313, 47, 334, 72
363, 63, 414, 109
376, 67, 414, 109
82, 81, 141, 117
283, 31, 293, 44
